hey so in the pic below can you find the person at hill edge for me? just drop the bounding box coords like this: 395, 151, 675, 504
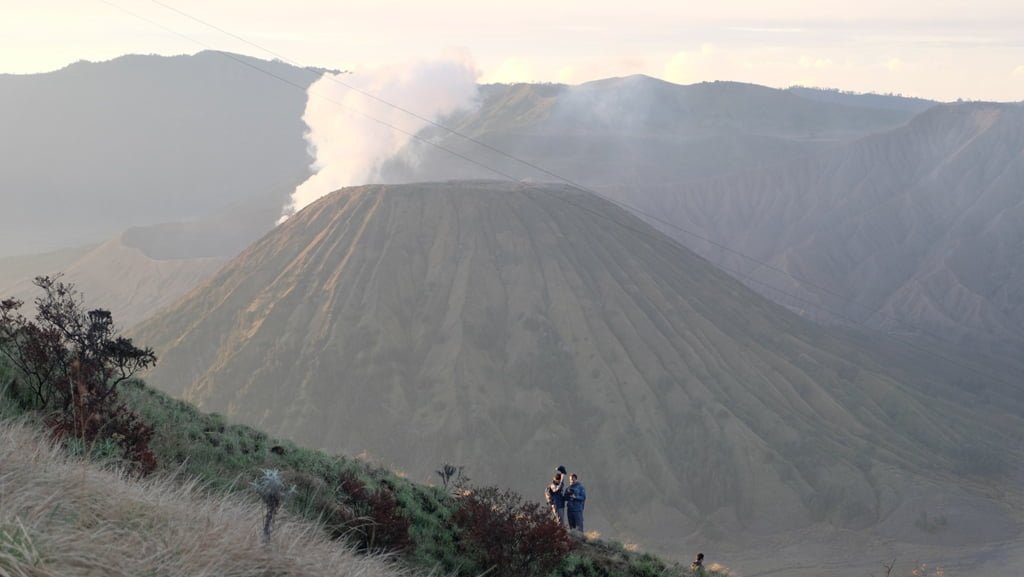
545, 466, 568, 525
565, 472, 586, 531
690, 552, 705, 576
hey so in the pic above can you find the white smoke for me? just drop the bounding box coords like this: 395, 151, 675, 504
279, 55, 480, 222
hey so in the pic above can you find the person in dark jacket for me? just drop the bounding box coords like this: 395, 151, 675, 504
565, 473, 586, 531
545, 470, 567, 525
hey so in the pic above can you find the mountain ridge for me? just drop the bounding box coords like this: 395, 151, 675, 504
608, 102, 1024, 356
0, 50, 318, 256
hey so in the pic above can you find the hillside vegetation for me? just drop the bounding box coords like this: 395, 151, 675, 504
0, 351, 712, 577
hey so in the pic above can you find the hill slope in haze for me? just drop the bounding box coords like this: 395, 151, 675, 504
1, 235, 227, 328
605, 103, 1024, 356
133, 181, 1023, 563
379, 78, 1017, 358
0, 50, 320, 257
380, 75, 922, 186
0, 175, 301, 328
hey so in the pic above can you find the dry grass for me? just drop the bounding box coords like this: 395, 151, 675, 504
0, 418, 414, 577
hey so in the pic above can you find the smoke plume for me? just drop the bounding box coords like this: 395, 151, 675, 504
280, 56, 480, 221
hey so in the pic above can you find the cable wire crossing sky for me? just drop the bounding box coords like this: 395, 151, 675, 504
3, 0, 1023, 101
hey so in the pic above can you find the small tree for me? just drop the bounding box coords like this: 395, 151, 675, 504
0, 276, 157, 472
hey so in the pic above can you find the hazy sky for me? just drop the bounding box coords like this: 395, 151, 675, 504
3, 0, 1022, 101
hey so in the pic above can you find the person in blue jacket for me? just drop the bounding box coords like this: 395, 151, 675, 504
565, 473, 586, 531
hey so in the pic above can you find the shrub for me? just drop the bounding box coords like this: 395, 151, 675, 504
319, 469, 413, 553
452, 485, 575, 577
0, 276, 157, 474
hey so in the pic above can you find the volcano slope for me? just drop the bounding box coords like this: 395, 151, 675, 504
133, 181, 1022, 559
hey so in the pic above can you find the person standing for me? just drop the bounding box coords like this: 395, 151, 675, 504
690, 553, 706, 577
545, 467, 568, 526
565, 473, 586, 531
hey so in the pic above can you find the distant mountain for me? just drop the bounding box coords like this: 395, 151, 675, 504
133, 181, 1022, 557
0, 244, 95, 291
1, 234, 226, 328
0, 196, 278, 328
0, 183, 287, 328
604, 103, 1024, 357
379, 75, 919, 186
0, 51, 320, 257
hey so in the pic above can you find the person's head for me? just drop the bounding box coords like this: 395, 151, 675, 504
696, 553, 704, 562
569, 473, 578, 484
556, 465, 567, 475
553, 473, 563, 483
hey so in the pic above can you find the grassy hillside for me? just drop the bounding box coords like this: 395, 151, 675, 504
124, 383, 709, 577
0, 348, 715, 577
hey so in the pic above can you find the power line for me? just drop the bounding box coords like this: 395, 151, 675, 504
145, 0, 560, 180
97, 0, 1023, 393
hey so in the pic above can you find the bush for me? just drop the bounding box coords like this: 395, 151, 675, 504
452, 485, 575, 577
336, 470, 413, 553
0, 276, 157, 473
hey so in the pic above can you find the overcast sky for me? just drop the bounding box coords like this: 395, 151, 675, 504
3, 0, 1022, 101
